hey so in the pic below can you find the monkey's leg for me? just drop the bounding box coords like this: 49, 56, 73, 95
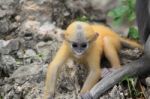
103, 37, 121, 68
80, 50, 101, 94
44, 44, 69, 99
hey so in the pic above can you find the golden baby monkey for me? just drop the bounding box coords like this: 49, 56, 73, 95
44, 21, 142, 99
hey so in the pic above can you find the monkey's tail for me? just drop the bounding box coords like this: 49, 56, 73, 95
120, 37, 143, 50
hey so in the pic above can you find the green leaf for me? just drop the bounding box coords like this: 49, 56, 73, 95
128, 27, 140, 40
108, 0, 136, 26
120, 76, 140, 97
77, 16, 89, 22
107, 5, 129, 26
113, 17, 123, 26
108, 5, 129, 18
128, 12, 136, 22
128, 0, 136, 9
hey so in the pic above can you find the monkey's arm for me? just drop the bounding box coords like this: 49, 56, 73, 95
81, 36, 150, 99
44, 43, 70, 99
80, 47, 101, 94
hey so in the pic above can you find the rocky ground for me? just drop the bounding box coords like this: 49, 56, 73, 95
0, 0, 149, 99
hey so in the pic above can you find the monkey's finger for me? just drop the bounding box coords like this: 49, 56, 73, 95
101, 68, 117, 78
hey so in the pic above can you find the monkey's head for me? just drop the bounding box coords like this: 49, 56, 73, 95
62, 21, 98, 57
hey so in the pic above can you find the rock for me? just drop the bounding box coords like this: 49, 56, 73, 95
109, 85, 120, 98
0, 0, 19, 37
38, 22, 64, 41
36, 41, 60, 63
15, 15, 21, 22
0, 9, 7, 18
24, 49, 36, 58
0, 39, 20, 54
89, 0, 118, 11
11, 63, 44, 78
0, 62, 46, 99
0, 40, 10, 48
22, 20, 40, 33
17, 50, 24, 59
1, 55, 16, 66
6, 39, 20, 52
17, 49, 39, 65
0, 55, 16, 77
24, 32, 34, 40
36, 41, 51, 62
19, 38, 37, 49
3, 84, 12, 93
0, 19, 10, 34
21, 49, 37, 64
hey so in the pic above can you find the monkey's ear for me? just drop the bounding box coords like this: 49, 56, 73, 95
61, 33, 71, 42
94, 32, 99, 40
89, 32, 99, 43
95, 32, 99, 38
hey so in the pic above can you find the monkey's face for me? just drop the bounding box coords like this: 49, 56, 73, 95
63, 21, 98, 57
71, 41, 89, 56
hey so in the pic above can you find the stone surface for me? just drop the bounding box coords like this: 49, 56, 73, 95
0, 39, 20, 54
0, 55, 16, 77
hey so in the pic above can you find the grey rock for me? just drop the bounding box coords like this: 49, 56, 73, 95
0, 19, 10, 34
0, 39, 20, 54
1, 55, 16, 66
0, 0, 17, 5
21, 39, 37, 49
36, 41, 58, 62
0, 40, 10, 48
11, 63, 44, 78
109, 85, 120, 98
17, 50, 24, 59
6, 39, 20, 52
0, 55, 17, 76
0, 48, 11, 55
0, 9, 7, 18
3, 84, 12, 93
24, 49, 36, 58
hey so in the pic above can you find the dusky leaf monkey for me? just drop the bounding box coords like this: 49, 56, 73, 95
81, 0, 150, 99
44, 21, 142, 99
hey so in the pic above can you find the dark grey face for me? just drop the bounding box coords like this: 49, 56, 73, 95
71, 42, 89, 56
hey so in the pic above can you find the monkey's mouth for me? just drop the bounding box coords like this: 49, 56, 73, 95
75, 52, 83, 56
73, 51, 85, 58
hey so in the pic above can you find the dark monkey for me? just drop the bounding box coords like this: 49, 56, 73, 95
81, 0, 150, 99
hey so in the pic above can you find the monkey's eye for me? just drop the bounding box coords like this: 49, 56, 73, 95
81, 43, 87, 48
72, 42, 78, 48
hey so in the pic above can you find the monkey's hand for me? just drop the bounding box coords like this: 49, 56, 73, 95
80, 68, 117, 99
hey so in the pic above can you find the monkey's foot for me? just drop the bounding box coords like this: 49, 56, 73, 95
101, 68, 116, 78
